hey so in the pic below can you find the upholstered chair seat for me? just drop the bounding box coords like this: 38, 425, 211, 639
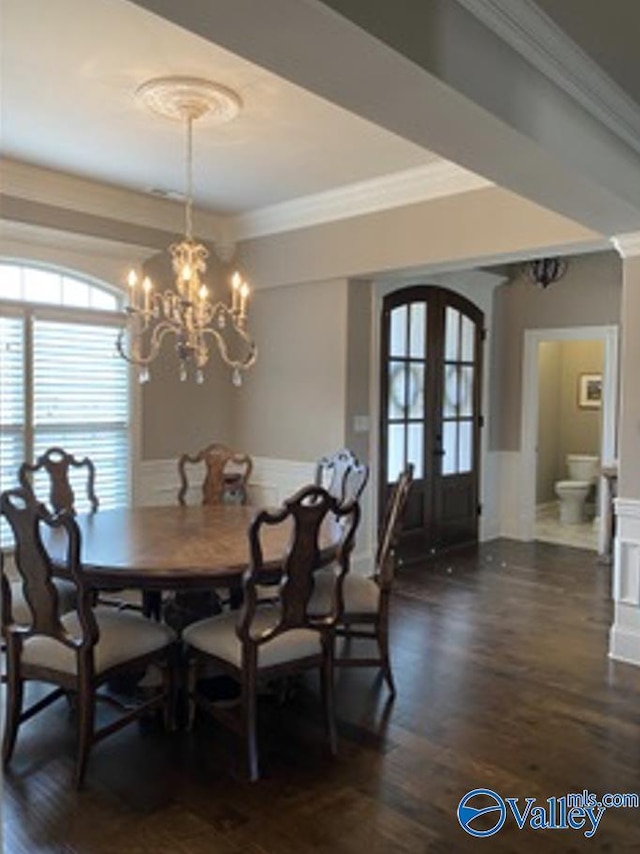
22, 606, 175, 675
184, 606, 322, 670
309, 568, 380, 616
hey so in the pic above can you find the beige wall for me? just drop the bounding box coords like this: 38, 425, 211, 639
344, 280, 373, 464
242, 186, 600, 289
490, 251, 621, 451
138, 249, 238, 460
558, 340, 604, 462
536, 341, 562, 503
536, 339, 604, 503
233, 278, 349, 461
140, 344, 236, 460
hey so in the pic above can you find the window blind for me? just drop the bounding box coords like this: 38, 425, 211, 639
0, 315, 25, 494
32, 318, 129, 511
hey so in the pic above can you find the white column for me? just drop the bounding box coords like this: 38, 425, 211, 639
609, 232, 640, 664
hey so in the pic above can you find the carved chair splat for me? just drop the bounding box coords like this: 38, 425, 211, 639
178, 443, 253, 507
19, 447, 99, 515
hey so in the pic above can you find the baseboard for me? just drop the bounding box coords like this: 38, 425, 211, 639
535, 500, 558, 514
609, 620, 640, 667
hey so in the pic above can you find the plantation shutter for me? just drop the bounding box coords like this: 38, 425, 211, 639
0, 315, 26, 543
32, 317, 129, 511
0, 314, 26, 493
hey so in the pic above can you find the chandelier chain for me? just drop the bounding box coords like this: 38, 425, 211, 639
185, 114, 194, 241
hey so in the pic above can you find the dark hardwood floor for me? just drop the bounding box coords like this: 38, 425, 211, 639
4, 538, 640, 853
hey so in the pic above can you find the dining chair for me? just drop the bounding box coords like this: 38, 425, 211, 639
13, 447, 95, 620
0, 487, 177, 787
170, 443, 254, 625
309, 464, 414, 696
177, 443, 253, 506
19, 446, 148, 616
183, 484, 361, 781
19, 446, 99, 515
315, 448, 369, 506
256, 450, 368, 609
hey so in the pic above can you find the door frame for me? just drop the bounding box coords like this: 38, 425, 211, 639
372, 270, 503, 549
377, 285, 485, 558
520, 324, 619, 548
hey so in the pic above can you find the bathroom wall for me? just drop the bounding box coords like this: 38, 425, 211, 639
490, 251, 621, 452
536, 341, 562, 503
536, 339, 604, 503
559, 340, 604, 464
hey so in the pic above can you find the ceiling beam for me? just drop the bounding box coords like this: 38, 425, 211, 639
130, 0, 640, 235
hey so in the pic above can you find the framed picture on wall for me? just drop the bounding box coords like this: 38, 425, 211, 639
578, 373, 602, 409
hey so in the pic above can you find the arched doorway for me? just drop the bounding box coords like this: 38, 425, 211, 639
379, 286, 485, 562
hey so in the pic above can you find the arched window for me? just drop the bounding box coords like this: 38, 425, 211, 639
0, 263, 121, 310
0, 263, 129, 519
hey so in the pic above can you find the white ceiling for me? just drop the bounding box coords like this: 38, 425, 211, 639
1, 0, 441, 216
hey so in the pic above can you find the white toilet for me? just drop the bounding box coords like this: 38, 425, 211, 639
554, 454, 599, 525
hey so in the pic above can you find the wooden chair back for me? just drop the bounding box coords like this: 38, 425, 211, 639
0, 487, 97, 649
315, 448, 369, 506
18, 447, 99, 514
375, 464, 414, 591
238, 485, 360, 645
177, 443, 253, 506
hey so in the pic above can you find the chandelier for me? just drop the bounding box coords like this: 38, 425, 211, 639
117, 77, 257, 386
525, 257, 568, 289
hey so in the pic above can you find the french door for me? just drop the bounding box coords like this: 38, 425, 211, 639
380, 286, 484, 562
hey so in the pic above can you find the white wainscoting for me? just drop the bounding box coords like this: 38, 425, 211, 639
133, 455, 316, 508
133, 455, 373, 574
492, 451, 526, 540
610, 498, 640, 666
479, 449, 501, 541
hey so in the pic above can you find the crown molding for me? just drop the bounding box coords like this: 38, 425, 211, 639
611, 232, 640, 258
0, 158, 227, 240
2, 156, 492, 245
456, 0, 640, 157
230, 161, 492, 240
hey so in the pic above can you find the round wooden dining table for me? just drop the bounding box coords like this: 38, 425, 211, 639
41, 503, 342, 594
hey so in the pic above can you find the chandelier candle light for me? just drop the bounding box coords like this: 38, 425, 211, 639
117, 77, 257, 386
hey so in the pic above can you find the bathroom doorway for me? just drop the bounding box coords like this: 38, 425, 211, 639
520, 326, 618, 552
535, 339, 604, 548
